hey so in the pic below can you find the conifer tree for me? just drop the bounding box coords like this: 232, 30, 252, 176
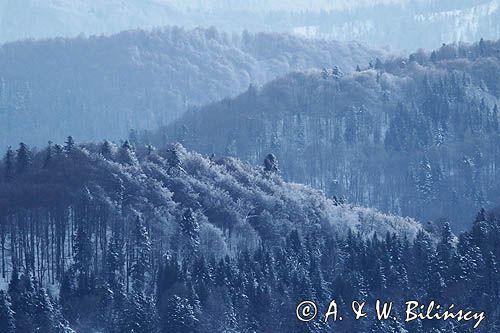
479, 37, 486, 56
166, 143, 184, 173
0, 290, 15, 333
73, 225, 93, 293
264, 153, 279, 173
147, 144, 154, 156
16, 142, 31, 174
472, 208, 488, 248
119, 140, 138, 165
180, 209, 200, 257
33, 288, 55, 332
10, 272, 37, 332
192, 256, 210, 303
161, 295, 199, 333
106, 235, 125, 296
53, 144, 64, 156
101, 140, 113, 158
130, 216, 151, 293
430, 51, 437, 63
44, 141, 53, 168
437, 222, 454, 280
484, 251, 499, 300
412, 231, 433, 295
64, 136, 75, 154
120, 292, 159, 333
3, 145, 14, 180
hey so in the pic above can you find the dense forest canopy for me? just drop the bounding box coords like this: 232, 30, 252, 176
0, 141, 498, 332
0, 140, 421, 287
0, 26, 382, 148
149, 38, 500, 230
1, 4, 499, 331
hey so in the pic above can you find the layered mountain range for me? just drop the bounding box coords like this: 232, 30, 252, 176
150, 39, 500, 229
0, 27, 380, 148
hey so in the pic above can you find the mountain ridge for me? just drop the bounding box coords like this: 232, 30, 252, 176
1, 0, 500, 50
149, 38, 500, 229
0, 26, 382, 148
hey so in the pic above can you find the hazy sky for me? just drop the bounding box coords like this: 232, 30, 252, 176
163, 0, 409, 12
0, 0, 499, 50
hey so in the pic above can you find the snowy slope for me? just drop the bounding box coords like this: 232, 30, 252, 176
0, 141, 423, 246
154, 39, 500, 229
0, 27, 382, 148
1, 0, 500, 50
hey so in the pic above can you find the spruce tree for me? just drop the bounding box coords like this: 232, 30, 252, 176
73, 225, 93, 293
180, 209, 200, 257
33, 288, 55, 332
16, 142, 31, 174
106, 235, 125, 296
484, 251, 499, 300
264, 153, 279, 173
119, 140, 138, 165
412, 231, 433, 296
472, 208, 488, 248
3, 146, 14, 180
120, 292, 159, 333
437, 222, 454, 280
44, 141, 53, 168
64, 136, 75, 154
0, 290, 15, 333
166, 143, 184, 173
53, 144, 64, 156
10, 272, 36, 332
130, 216, 151, 293
147, 144, 154, 156
101, 140, 113, 158
192, 256, 210, 303
161, 295, 198, 333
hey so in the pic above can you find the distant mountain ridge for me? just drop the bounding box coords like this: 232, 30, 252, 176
1, 0, 499, 50
151, 39, 500, 229
0, 26, 382, 148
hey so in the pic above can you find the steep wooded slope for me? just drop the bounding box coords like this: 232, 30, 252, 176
153, 39, 500, 229
0, 27, 381, 148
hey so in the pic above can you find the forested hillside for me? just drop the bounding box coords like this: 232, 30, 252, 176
2, 0, 500, 51
0, 27, 381, 148
0, 141, 498, 332
151, 39, 500, 230
0, 140, 421, 284
172, 0, 500, 51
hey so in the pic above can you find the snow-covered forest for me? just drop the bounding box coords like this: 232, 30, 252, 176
1, 0, 500, 50
0, 141, 498, 332
1, 1, 500, 332
149, 39, 500, 230
0, 27, 381, 148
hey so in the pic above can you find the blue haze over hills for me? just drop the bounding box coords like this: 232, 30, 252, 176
0, 3, 499, 332
1, 0, 500, 51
